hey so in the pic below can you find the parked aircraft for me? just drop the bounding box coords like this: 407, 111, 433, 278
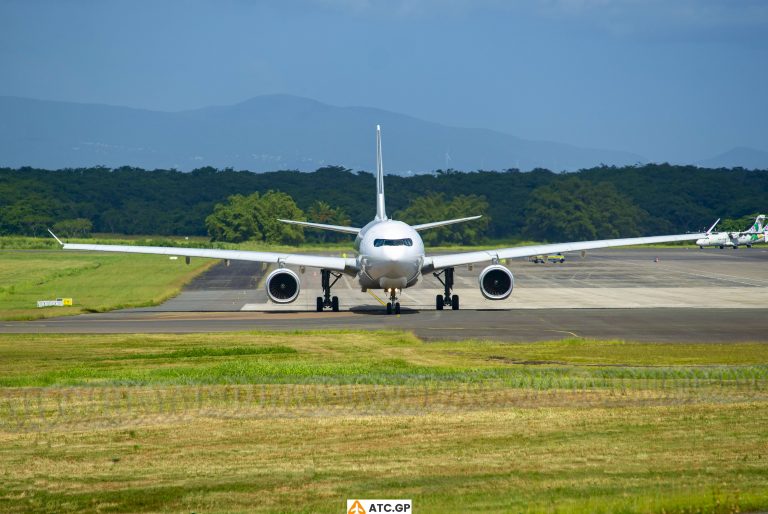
50, 126, 708, 314
695, 215, 766, 249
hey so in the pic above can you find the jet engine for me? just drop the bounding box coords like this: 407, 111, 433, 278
478, 264, 514, 300
265, 268, 301, 303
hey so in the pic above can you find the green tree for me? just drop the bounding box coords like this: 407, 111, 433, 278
718, 213, 761, 233
259, 191, 305, 245
305, 201, 352, 242
52, 218, 93, 238
205, 191, 305, 244
395, 192, 490, 245
205, 193, 263, 243
522, 177, 649, 241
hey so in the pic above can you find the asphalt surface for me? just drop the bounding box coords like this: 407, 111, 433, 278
2, 247, 768, 342
4, 307, 764, 342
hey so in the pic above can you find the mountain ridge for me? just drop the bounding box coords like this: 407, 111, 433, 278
698, 146, 768, 170
1, 94, 647, 172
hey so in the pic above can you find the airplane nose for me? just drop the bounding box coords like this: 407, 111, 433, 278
382, 246, 405, 262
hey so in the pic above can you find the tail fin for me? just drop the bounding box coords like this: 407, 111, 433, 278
375, 125, 387, 220
756, 215, 765, 233
745, 215, 765, 233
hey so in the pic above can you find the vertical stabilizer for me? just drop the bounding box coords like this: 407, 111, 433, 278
746, 215, 765, 233
375, 125, 387, 220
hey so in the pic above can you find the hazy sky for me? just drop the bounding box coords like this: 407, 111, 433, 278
1, 0, 766, 162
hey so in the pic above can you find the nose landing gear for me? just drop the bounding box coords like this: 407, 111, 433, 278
385, 288, 401, 315
433, 267, 459, 311
316, 269, 341, 312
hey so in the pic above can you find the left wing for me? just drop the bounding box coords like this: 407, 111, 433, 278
423, 232, 705, 271
51, 232, 358, 274
412, 216, 482, 231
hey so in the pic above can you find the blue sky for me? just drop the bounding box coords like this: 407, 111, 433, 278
1, 0, 766, 163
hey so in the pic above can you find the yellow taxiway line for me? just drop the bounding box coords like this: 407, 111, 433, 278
367, 290, 387, 305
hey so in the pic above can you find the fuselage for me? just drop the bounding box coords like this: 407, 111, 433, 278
354, 219, 425, 290
696, 232, 765, 247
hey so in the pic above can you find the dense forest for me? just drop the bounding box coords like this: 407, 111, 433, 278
1, 164, 766, 243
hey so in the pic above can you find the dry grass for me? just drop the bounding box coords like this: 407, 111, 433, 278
1, 401, 766, 513
0, 331, 766, 513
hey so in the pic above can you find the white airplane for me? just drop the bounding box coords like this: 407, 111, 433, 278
49, 126, 708, 314
695, 215, 767, 249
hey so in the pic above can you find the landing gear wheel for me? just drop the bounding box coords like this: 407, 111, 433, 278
394, 302, 401, 315
386, 302, 393, 315
433, 267, 456, 312
318, 269, 342, 312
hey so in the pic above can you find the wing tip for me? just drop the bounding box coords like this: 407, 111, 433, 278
47, 228, 64, 246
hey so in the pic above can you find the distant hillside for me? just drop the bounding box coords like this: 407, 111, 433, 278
2, 164, 766, 238
698, 147, 768, 170
0, 95, 645, 172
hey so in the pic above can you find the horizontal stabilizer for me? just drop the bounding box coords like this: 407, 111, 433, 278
412, 215, 482, 231
277, 219, 361, 235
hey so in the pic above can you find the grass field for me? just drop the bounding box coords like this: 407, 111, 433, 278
1, 331, 766, 513
0, 250, 213, 320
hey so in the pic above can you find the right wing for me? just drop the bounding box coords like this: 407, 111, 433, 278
424, 232, 705, 271
54, 236, 358, 274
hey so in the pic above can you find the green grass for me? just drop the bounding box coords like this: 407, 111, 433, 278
0, 331, 766, 513
0, 250, 213, 320
1, 331, 766, 387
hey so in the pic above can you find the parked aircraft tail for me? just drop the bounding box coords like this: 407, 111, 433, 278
747, 214, 765, 234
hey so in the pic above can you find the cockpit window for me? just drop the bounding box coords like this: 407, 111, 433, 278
374, 238, 413, 247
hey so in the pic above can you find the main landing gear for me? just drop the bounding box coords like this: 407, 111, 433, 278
433, 267, 459, 311
316, 269, 341, 312
385, 288, 401, 315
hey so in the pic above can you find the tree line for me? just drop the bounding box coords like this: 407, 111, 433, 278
1, 164, 766, 244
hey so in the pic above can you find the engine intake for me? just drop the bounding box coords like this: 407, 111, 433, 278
478, 264, 514, 300
265, 268, 301, 303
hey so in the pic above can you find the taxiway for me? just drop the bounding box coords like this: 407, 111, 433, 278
2, 248, 767, 341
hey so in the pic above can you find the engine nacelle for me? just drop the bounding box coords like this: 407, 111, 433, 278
478, 264, 514, 300
265, 268, 301, 303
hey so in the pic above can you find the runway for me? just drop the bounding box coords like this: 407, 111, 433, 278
2, 247, 768, 341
